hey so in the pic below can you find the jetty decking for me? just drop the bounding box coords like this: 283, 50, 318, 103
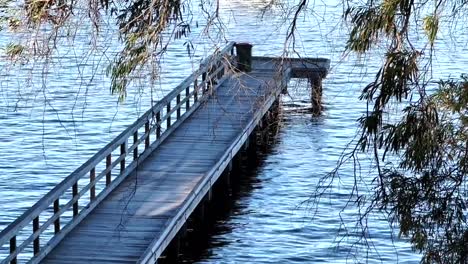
0, 42, 329, 264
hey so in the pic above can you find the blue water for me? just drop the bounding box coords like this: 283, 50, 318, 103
1, 0, 467, 262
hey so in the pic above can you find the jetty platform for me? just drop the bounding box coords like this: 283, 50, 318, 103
0, 42, 329, 264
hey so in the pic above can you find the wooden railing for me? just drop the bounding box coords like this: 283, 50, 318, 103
0, 42, 236, 264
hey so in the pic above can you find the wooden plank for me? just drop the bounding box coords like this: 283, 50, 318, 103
66, 229, 154, 237
46, 254, 140, 262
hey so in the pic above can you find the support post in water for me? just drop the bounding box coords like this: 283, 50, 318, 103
310, 72, 323, 115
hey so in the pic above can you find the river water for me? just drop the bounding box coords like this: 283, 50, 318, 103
0, 0, 467, 263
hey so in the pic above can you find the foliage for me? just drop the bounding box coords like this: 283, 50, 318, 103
1, 0, 200, 99
315, 0, 468, 263
5, 42, 25, 60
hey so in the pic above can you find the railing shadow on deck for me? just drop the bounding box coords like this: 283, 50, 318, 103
0, 42, 237, 264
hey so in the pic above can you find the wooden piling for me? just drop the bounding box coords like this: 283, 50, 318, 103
310, 73, 323, 115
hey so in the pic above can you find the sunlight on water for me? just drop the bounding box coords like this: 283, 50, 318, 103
0, 0, 467, 263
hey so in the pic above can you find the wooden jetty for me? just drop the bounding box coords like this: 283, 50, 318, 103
0, 42, 329, 264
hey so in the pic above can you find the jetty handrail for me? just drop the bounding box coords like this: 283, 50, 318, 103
0, 41, 236, 264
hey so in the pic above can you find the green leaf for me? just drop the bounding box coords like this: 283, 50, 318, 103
423, 15, 439, 45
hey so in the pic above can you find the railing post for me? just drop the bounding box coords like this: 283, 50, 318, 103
202, 72, 207, 94
156, 111, 161, 138
33, 216, 39, 255
10, 236, 16, 264
90, 168, 96, 200
145, 121, 150, 149
72, 183, 79, 217
133, 131, 138, 160
235, 42, 253, 72
176, 94, 181, 120
54, 199, 60, 234
206, 67, 213, 93
186, 86, 190, 111
106, 154, 112, 186
120, 142, 126, 174
167, 102, 171, 128
194, 79, 198, 102
218, 60, 224, 79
